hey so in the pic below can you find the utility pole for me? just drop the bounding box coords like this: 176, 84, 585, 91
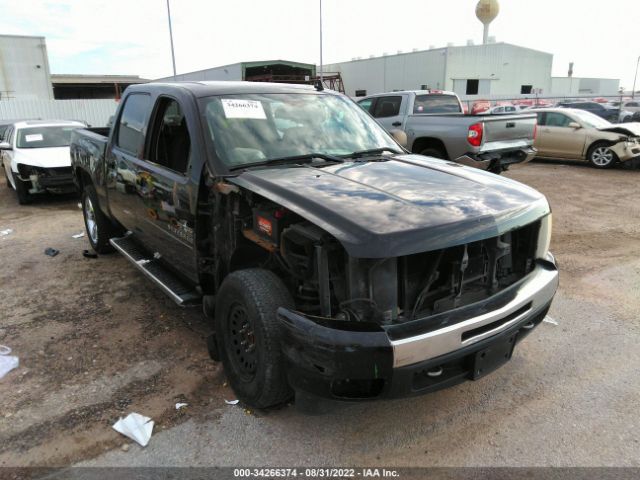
319, 0, 324, 84
632, 55, 640, 99
166, 0, 177, 80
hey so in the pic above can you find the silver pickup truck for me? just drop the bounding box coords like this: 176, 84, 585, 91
357, 90, 537, 173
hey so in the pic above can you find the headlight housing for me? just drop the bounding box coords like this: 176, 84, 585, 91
535, 213, 552, 259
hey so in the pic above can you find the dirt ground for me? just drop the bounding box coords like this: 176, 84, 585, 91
0, 160, 639, 469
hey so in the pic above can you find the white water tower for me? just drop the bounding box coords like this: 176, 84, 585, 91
476, 0, 500, 44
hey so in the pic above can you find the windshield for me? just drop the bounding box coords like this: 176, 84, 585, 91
16, 126, 77, 149
570, 110, 612, 128
199, 93, 399, 168
413, 94, 462, 114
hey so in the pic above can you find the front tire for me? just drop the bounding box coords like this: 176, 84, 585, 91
587, 142, 618, 169
82, 184, 118, 253
215, 269, 294, 409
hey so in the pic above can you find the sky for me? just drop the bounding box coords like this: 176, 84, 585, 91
1, 0, 639, 88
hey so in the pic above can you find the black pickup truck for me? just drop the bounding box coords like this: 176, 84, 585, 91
71, 81, 558, 409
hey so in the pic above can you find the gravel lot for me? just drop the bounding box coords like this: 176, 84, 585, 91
0, 161, 639, 468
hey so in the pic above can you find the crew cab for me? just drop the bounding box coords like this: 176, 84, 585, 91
1, 120, 85, 204
357, 90, 538, 173
71, 82, 558, 409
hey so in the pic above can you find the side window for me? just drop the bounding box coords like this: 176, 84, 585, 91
148, 97, 191, 174
372, 96, 402, 118
357, 98, 373, 113
627, 102, 639, 108
2, 126, 13, 143
536, 113, 546, 126
117, 94, 152, 156
545, 112, 572, 127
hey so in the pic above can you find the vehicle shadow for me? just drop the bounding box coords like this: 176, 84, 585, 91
532, 157, 640, 170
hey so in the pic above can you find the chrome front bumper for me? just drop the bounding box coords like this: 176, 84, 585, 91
390, 255, 558, 368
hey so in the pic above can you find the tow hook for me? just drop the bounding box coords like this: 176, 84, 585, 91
427, 366, 444, 377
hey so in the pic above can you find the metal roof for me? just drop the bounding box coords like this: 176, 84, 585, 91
128, 80, 324, 98
51, 74, 150, 85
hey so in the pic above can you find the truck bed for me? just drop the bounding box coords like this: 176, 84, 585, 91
407, 113, 537, 149
70, 127, 110, 206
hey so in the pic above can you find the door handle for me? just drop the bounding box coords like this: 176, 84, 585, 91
392, 122, 402, 127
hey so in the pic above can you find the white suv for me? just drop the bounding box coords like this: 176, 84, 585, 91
1, 120, 85, 204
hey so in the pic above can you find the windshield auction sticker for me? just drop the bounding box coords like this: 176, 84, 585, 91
221, 99, 267, 119
24, 134, 44, 142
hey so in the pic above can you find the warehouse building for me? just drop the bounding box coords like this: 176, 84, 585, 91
156, 60, 316, 83
323, 42, 619, 98
0, 34, 147, 101
550, 77, 621, 96
0, 34, 53, 100
51, 74, 149, 99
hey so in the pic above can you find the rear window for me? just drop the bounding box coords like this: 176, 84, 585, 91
413, 94, 462, 114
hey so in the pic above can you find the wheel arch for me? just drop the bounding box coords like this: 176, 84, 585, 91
411, 137, 449, 158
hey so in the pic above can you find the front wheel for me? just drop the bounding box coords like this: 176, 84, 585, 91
82, 184, 118, 253
215, 269, 294, 409
588, 143, 618, 169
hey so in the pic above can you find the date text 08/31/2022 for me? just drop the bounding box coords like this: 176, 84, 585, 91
233, 468, 400, 478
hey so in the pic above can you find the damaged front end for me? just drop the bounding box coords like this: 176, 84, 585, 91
226, 185, 557, 401
16, 164, 76, 194
608, 136, 640, 162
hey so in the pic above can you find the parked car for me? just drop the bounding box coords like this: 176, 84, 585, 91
487, 105, 521, 115
357, 90, 537, 173
71, 81, 558, 409
1, 120, 85, 204
608, 100, 640, 122
556, 101, 631, 123
533, 108, 640, 168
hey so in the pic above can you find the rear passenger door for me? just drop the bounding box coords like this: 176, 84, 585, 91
133, 95, 198, 281
370, 95, 406, 131
108, 93, 153, 233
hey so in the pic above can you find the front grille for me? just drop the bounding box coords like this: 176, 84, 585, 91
398, 221, 540, 320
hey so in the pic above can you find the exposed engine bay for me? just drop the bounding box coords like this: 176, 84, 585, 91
203, 179, 542, 328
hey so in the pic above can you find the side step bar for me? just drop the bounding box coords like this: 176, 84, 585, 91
110, 234, 201, 307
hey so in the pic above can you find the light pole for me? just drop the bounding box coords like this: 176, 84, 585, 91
166, 0, 177, 80
319, 0, 324, 84
632, 55, 640, 99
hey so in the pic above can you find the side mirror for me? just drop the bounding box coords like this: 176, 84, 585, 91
568, 122, 581, 129
0, 142, 12, 150
389, 129, 408, 148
